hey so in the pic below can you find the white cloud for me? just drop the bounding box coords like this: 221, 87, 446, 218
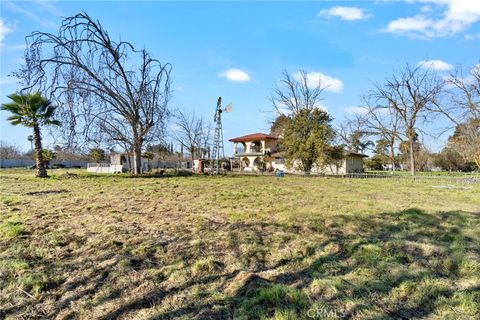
420, 5, 433, 13
465, 32, 480, 40
293, 71, 344, 93
4, 1, 62, 29
318, 6, 370, 21
0, 19, 13, 47
386, 15, 433, 34
384, 1, 480, 38
344, 106, 368, 115
219, 68, 251, 82
418, 59, 454, 71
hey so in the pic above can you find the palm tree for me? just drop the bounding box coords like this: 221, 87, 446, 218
1, 92, 60, 177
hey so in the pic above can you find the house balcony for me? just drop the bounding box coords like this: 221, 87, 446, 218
234, 151, 265, 157
233, 149, 278, 157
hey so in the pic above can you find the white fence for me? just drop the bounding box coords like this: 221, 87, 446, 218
331, 172, 480, 184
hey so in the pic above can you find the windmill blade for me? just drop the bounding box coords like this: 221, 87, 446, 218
224, 103, 233, 113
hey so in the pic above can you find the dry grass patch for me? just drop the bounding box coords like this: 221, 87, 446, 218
0, 169, 479, 319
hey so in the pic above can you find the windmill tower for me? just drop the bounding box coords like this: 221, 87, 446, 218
212, 97, 232, 174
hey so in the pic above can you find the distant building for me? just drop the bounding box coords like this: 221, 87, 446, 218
87, 152, 149, 173
86, 151, 192, 173
229, 132, 367, 174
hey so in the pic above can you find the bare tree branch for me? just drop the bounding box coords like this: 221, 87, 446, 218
16, 12, 171, 174
270, 70, 326, 116
366, 63, 443, 175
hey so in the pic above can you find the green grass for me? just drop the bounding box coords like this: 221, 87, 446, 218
0, 168, 479, 319
0, 218, 24, 238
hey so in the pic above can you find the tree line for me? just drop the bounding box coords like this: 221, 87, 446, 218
1, 12, 478, 177
268, 63, 479, 175
336, 63, 479, 175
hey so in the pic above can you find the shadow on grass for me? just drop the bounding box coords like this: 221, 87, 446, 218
101, 208, 479, 319
2, 208, 479, 319
25, 189, 69, 196
156, 208, 478, 319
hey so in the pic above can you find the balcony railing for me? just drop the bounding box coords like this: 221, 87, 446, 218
234, 149, 278, 157
234, 151, 264, 157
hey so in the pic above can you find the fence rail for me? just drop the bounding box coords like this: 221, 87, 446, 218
333, 172, 480, 184
229, 170, 480, 184
87, 162, 110, 168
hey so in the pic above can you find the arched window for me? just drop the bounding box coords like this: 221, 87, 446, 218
236, 142, 246, 154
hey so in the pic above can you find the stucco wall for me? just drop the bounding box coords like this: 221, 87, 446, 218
234, 155, 364, 175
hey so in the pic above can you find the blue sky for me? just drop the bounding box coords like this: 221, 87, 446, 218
1, 0, 479, 153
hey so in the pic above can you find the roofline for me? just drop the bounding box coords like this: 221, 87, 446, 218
344, 150, 369, 157
228, 132, 278, 142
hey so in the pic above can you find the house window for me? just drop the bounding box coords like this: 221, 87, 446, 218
236, 142, 246, 154
250, 141, 262, 153
275, 157, 285, 165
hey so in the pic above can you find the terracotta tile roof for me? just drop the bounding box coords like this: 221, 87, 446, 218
228, 133, 278, 142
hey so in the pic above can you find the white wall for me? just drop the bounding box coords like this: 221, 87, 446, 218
0, 159, 88, 168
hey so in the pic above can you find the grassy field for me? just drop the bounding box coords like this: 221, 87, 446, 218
0, 169, 479, 319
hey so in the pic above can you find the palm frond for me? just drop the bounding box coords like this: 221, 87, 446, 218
45, 119, 61, 126
2, 92, 58, 128
6, 93, 26, 105
1, 103, 23, 115
6, 115, 24, 126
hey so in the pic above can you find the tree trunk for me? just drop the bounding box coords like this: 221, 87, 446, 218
190, 147, 195, 171
133, 143, 142, 174
125, 150, 132, 172
409, 139, 415, 176
389, 142, 396, 171
303, 161, 312, 175
33, 125, 48, 178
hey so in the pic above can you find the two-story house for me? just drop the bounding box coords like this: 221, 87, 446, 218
229, 132, 367, 174
229, 133, 280, 171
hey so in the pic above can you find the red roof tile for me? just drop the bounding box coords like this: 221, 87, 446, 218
228, 133, 278, 142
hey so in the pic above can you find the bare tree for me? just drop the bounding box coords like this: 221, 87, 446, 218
171, 109, 210, 166
270, 70, 326, 115
369, 64, 443, 175
20, 12, 171, 174
336, 115, 374, 153
0, 141, 23, 159
436, 63, 480, 125
359, 98, 403, 171
433, 64, 480, 168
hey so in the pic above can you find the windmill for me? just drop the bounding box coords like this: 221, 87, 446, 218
212, 97, 232, 173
